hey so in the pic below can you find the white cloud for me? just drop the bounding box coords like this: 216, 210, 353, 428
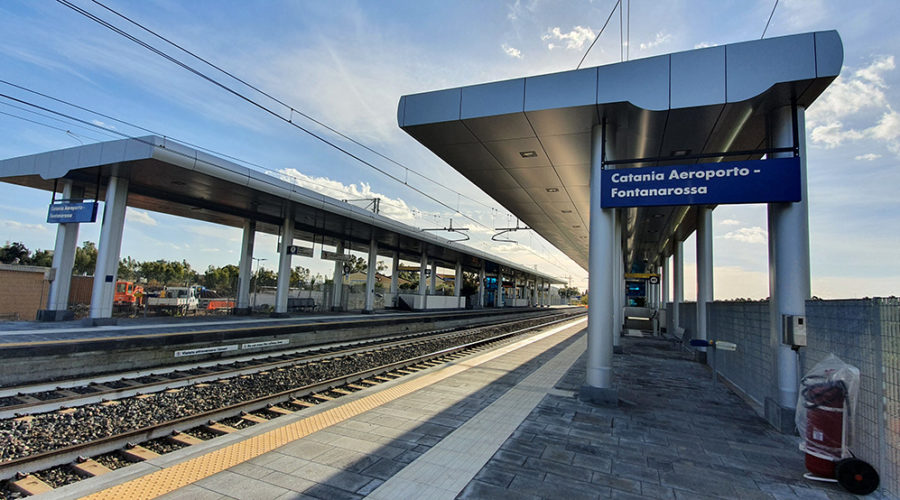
694, 42, 717, 49
719, 218, 741, 226
722, 226, 767, 245
91, 119, 116, 131
542, 26, 595, 51
502, 44, 523, 59
126, 208, 158, 226
854, 153, 882, 161
808, 56, 900, 153
639, 32, 672, 51
272, 168, 417, 225
0, 219, 48, 233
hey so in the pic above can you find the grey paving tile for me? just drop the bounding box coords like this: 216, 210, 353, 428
195, 470, 291, 500
492, 449, 528, 466
572, 452, 613, 473
591, 471, 642, 495
613, 460, 661, 483
473, 466, 516, 488
259, 470, 317, 492
459, 479, 540, 500
641, 481, 677, 499
359, 457, 407, 480
155, 484, 230, 500
523, 456, 593, 482
509, 474, 605, 499
540, 444, 575, 464
294, 461, 372, 492
354, 478, 383, 496
297, 482, 364, 500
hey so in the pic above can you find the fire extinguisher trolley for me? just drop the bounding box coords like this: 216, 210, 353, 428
797, 355, 879, 495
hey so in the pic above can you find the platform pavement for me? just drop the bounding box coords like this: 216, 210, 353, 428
54, 319, 873, 500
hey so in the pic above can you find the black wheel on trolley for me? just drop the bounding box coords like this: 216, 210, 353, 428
835, 458, 879, 495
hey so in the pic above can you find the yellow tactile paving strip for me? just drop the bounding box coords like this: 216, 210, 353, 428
82, 317, 586, 500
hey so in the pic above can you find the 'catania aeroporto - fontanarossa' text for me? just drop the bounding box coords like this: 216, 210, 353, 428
609, 166, 752, 199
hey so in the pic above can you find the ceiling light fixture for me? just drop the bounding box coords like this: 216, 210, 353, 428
572, 225, 581, 228
561, 209, 573, 213
545, 187, 559, 193
519, 151, 538, 158
671, 149, 691, 157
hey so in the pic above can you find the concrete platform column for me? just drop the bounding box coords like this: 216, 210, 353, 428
582, 123, 616, 403
477, 261, 485, 308
696, 207, 714, 355
613, 213, 623, 350
331, 242, 345, 311
661, 256, 669, 305
46, 181, 83, 317
274, 211, 294, 314
389, 251, 399, 306
364, 233, 378, 313
495, 268, 503, 307
430, 261, 437, 294
89, 176, 129, 319
673, 240, 683, 332
531, 277, 538, 306
235, 220, 256, 312
767, 105, 809, 429
454, 260, 462, 298
418, 249, 427, 297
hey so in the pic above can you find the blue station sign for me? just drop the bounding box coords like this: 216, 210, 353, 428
600, 157, 801, 208
47, 201, 98, 223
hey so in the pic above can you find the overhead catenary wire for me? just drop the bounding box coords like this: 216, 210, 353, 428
54, 0, 492, 232
761, 0, 779, 39
577, 0, 621, 70
77, 0, 510, 225
51, 1, 576, 276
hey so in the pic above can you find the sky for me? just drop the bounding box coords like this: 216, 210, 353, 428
0, 0, 898, 299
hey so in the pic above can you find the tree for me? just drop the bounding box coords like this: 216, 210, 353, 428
73, 241, 97, 275
0, 242, 29, 264
202, 265, 240, 295
26, 249, 54, 267
290, 265, 311, 288
254, 268, 277, 288
118, 256, 139, 281
348, 255, 367, 273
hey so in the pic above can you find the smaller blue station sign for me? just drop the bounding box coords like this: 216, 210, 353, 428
600, 157, 801, 208
47, 201, 98, 223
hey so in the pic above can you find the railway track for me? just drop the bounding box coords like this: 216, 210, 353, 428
0, 310, 584, 497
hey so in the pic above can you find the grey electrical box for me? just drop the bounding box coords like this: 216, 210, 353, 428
783, 315, 807, 347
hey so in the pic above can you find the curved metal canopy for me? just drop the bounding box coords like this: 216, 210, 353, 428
398, 31, 843, 272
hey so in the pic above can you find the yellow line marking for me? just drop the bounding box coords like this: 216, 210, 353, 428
82, 318, 586, 500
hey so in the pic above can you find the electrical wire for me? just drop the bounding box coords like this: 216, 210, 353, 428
761, 0, 779, 39
52, 1, 575, 274
81, 0, 509, 223
577, 0, 621, 70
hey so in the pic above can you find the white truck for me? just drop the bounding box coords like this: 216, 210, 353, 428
147, 286, 200, 315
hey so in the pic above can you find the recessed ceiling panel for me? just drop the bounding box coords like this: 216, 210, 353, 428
483, 137, 550, 168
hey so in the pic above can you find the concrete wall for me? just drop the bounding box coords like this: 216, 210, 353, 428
0, 265, 49, 320
697, 298, 899, 498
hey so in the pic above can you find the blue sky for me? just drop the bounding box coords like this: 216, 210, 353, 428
0, 0, 898, 299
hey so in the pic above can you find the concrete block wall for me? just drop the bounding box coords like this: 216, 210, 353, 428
0, 265, 49, 320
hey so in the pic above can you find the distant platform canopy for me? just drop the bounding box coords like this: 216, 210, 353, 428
0, 135, 564, 283
398, 31, 842, 272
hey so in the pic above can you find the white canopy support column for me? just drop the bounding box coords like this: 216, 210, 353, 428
673, 240, 684, 335
477, 261, 485, 309
767, 104, 809, 431
495, 267, 503, 307
696, 207, 714, 359
364, 233, 378, 313
274, 209, 294, 314
44, 181, 83, 320
89, 176, 129, 320
531, 277, 538, 307
613, 212, 623, 351
389, 251, 399, 307
418, 249, 428, 309
331, 242, 345, 311
235, 219, 256, 314
582, 123, 617, 404
454, 260, 462, 298
661, 256, 669, 305
430, 261, 437, 294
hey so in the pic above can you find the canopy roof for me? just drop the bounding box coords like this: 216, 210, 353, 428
0, 135, 564, 283
398, 31, 842, 272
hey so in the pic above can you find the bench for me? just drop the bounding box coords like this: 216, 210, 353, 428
287, 297, 317, 312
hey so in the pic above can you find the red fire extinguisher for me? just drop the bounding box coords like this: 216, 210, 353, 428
799, 376, 879, 494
